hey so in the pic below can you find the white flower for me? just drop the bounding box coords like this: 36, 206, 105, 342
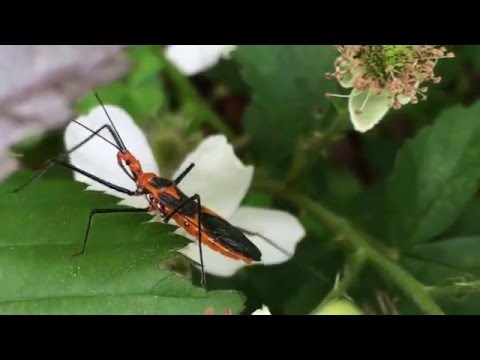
165, 45, 237, 76
327, 45, 453, 133
251, 305, 271, 315
64, 105, 305, 277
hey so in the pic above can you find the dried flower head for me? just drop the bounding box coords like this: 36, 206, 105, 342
326, 45, 454, 132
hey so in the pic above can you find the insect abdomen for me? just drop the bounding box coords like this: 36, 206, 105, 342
199, 212, 262, 262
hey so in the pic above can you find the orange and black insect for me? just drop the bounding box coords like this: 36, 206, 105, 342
13, 93, 263, 287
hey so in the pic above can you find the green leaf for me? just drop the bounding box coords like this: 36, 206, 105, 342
76, 46, 165, 125
403, 237, 480, 282
322, 167, 363, 216
76, 83, 127, 115
399, 237, 480, 314
125, 82, 164, 120
234, 45, 338, 168
204, 59, 249, 94
127, 45, 164, 87
451, 45, 480, 72
0, 172, 244, 314
445, 198, 480, 237
363, 134, 399, 178
386, 102, 480, 247
76, 81, 164, 126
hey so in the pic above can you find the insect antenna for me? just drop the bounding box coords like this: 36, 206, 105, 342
94, 92, 128, 151
72, 120, 121, 152
11, 95, 137, 193
11, 120, 134, 193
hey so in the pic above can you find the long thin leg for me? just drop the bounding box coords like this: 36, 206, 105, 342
69, 123, 123, 155
163, 194, 206, 289
12, 123, 132, 193
173, 163, 195, 185
13, 159, 138, 196
71, 121, 133, 180
75, 207, 151, 256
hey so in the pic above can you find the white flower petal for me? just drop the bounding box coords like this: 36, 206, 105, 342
229, 206, 305, 265
64, 105, 159, 208
348, 89, 392, 133
251, 305, 271, 315
165, 45, 236, 76
172, 135, 253, 219
178, 206, 305, 277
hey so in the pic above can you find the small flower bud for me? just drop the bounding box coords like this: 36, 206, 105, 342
313, 298, 364, 315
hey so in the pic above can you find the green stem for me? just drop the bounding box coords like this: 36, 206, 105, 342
253, 180, 444, 315
426, 281, 480, 298
311, 251, 366, 314
157, 48, 235, 139
233, 134, 251, 154
284, 113, 351, 186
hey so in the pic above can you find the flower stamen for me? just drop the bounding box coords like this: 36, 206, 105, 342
327, 45, 454, 112
356, 91, 372, 115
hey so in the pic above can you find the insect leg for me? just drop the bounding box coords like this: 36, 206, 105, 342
68, 123, 123, 156
173, 163, 195, 185
163, 194, 206, 289
74, 207, 151, 256
72, 121, 134, 181
12, 123, 131, 192
13, 159, 138, 196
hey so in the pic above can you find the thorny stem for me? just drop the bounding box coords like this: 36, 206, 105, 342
157, 48, 235, 139
311, 251, 366, 314
253, 180, 444, 315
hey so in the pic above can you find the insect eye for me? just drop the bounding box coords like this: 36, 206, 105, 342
125, 160, 131, 166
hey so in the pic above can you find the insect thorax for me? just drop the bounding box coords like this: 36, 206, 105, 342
150, 176, 172, 188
